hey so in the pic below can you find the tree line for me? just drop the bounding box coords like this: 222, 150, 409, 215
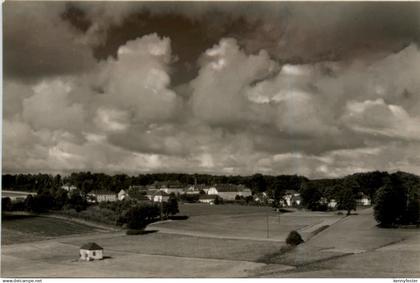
2, 170, 419, 226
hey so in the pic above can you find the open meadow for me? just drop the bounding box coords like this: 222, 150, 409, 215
2, 205, 419, 277
1, 214, 104, 245
148, 203, 342, 241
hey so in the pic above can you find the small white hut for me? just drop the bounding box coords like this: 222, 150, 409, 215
80, 242, 104, 261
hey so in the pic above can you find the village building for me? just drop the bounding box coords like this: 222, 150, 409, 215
86, 193, 97, 203
80, 242, 103, 261
328, 199, 338, 209
118, 189, 129, 201
253, 192, 264, 203
283, 190, 301, 206
91, 191, 118, 202
356, 193, 371, 206
128, 185, 149, 191
2, 190, 37, 202
207, 184, 252, 201
198, 194, 218, 204
152, 190, 170, 203
185, 184, 209, 195
320, 197, 329, 205
159, 186, 185, 195
61, 184, 77, 192
157, 181, 186, 195
291, 194, 302, 206
184, 186, 200, 195
145, 189, 159, 201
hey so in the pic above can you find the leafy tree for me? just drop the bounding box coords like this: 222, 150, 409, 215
300, 182, 322, 210
24, 195, 34, 211
123, 204, 160, 229
2, 197, 12, 211
245, 195, 254, 204
53, 189, 69, 209
163, 194, 179, 217
68, 191, 88, 212
403, 200, 419, 225
249, 174, 267, 193
374, 183, 406, 227
31, 192, 55, 213
337, 186, 356, 215
214, 196, 223, 205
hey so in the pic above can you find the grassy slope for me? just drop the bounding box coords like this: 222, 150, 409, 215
2, 214, 98, 245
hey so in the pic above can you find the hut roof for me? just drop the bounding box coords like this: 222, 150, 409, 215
80, 242, 103, 250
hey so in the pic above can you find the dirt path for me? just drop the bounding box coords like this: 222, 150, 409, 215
146, 224, 285, 242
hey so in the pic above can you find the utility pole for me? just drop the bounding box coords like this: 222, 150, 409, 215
160, 197, 163, 221
266, 213, 269, 239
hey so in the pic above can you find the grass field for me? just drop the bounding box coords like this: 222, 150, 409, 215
151, 204, 342, 241
178, 203, 275, 216
1, 229, 287, 277
254, 208, 420, 277
3, 205, 417, 277
2, 214, 99, 245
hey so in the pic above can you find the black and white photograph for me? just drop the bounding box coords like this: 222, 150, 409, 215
1, 0, 420, 279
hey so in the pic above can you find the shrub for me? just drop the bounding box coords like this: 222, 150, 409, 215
286, 230, 304, 246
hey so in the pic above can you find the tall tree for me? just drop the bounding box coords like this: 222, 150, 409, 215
337, 186, 356, 215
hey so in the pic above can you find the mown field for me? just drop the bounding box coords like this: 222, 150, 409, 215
2, 214, 99, 245
151, 203, 342, 241
2, 206, 417, 277
178, 203, 275, 216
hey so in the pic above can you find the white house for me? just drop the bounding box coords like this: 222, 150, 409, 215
291, 194, 302, 206
145, 189, 158, 200
207, 184, 252, 201
157, 182, 186, 195
152, 191, 170, 203
357, 193, 371, 206
328, 199, 338, 209
118, 189, 128, 201
80, 242, 103, 261
61, 184, 77, 192
185, 184, 209, 195
283, 190, 301, 206
92, 191, 118, 202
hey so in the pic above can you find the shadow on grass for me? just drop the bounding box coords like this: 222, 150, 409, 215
1, 213, 39, 221
278, 208, 293, 213
126, 229, 158, 235
376, 223, 419, 229
257, 244, 295, 264
168, 215, 189, 220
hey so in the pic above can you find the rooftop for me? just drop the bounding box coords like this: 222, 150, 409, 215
80, 242, 103, 250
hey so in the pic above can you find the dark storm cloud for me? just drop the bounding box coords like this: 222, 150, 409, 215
3, 2, 96, 81
61, 2, 420, 85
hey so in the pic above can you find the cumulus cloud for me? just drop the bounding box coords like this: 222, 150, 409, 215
190, 38, 277, 126
96, 34, 179, 123
22, 80, 86, 132
4, 2, 420, 178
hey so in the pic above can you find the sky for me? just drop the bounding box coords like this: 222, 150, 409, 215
3, 1, 420, 178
